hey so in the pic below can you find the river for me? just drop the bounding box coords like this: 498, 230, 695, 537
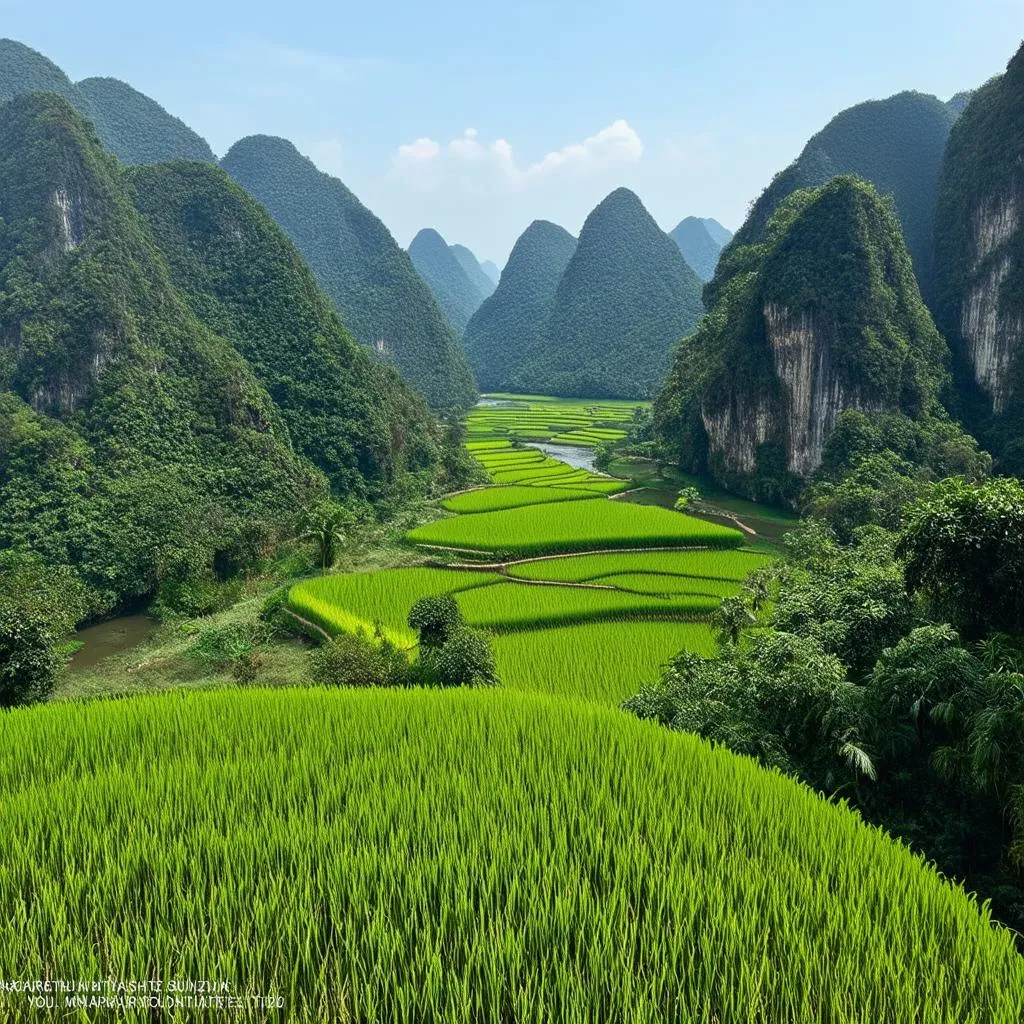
69, 614, 161, 672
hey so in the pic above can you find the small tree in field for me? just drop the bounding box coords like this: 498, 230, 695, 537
674, 486, 701, 512
408, 595, 463, 651
713, 596, 756, 650
435, 627, 499, 687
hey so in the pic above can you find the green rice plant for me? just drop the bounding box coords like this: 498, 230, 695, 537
288, 568, 498, 647
490, 464, 586, 484
590, 573, 743, 598
493, 620, 716, 704
506, 549, 775, 583
465, 440, 512, 451
0, 687, 1020, 1023
455, 580, 719, 630
442, 487, 600, 514
407, 500, 745, 556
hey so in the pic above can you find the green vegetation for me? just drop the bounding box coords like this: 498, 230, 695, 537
669, 216, 730, 281
0, 95, 463, 619
655, 177, 969, 504
932, 43, 1024, 470
220, 135, 476, 410
0, 39, 215, 165
505, 548, 772, 582
407, 500, 743, 555
408, 228, 488, 336
74, 76, 216, 165
462, 220, 577, 391
126, 160, 449, 499
0, 687, 1020, 1021
508, 188, 704, 398
721, 90, 959, 296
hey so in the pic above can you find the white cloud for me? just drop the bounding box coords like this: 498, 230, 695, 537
391, 119, 644, 192
309, 138, 345, 177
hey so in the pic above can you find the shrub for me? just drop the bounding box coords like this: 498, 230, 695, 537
309, 632, 406, 688
0, 602, 58, 707
434, 627, 500, 688
409, 595, 463, 651
187, 622, 265, 670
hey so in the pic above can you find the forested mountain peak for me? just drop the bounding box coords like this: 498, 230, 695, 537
408, 228, 488, 337
656, 176, 955, 502
505, 189, 704, 398
462, 220, 577, 391
0, 38, 215, 166
221, 135, 477, 409
718, 90, 959, 300
0, 94, 454, 618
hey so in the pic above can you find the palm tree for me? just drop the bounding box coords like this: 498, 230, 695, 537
299, 504, 352, 573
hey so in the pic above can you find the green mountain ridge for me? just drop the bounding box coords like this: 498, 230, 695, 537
0, 94, 450, 615
408, 228, 487, 337
716, 91, 960, 302
462, 220, 577, 392
480, 259, 501, 285
450, 243, 497, 301
509, 188, 704, 399
655, 176, 958, 503
221, 136, 476, 410
0, 38, 215, 166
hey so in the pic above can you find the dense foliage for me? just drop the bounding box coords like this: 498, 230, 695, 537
221, 135, 477, 409
449, 243, 496, 300
626, 479, 1024, 936
75, 77, 216, 165
668, 216, 728, 281
0, 95, 457, 620
126, 161, 444, 498
932, 43, 1024, 470
508, 189, 704, 399
462, 220, 577, 391
721, 90, 960, 298
408, 228, 488, 336
0, 39, 215, 165
655, 177, 966, 504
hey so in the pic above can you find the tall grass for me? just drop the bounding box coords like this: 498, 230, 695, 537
0, 688, 1020, 1023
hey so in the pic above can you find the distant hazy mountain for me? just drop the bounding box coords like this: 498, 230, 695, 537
720, 91, 960, 299
450, 244, 497, 301
463, 220, 577, 391
481, 260, 501, 286
946, 91, 974, 117
669, 217, 727, 281
0, 38, 215, 165
407, 229, 488, 336
699, 218, 733, 248
509, 188, 705, 399
222, 136, 476, 409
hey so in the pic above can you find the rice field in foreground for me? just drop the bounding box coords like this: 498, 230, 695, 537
407, 500, 744, 555
442, 486, 600, 513
1, 687, 1021, 1024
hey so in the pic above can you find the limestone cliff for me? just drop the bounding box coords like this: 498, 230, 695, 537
933, 44, 1024, 462
656, 177, 951, 503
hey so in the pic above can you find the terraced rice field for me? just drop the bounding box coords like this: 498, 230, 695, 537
442, 486, 599, 513
466, 395, 642, 445
4, 689, 1021, 1023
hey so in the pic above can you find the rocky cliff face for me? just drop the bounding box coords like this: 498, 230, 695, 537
656, 177, 951, 503
933, 43, 1024, 453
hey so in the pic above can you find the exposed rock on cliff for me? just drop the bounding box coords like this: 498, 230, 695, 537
933, 43, 1024, 466
655, 177, 953, 503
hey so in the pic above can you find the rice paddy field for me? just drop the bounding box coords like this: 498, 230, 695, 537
1, 688, 1021, 1023
7, 392, 1024, 1021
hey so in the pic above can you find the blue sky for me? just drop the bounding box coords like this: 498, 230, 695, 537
2, 1, 1021, 263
